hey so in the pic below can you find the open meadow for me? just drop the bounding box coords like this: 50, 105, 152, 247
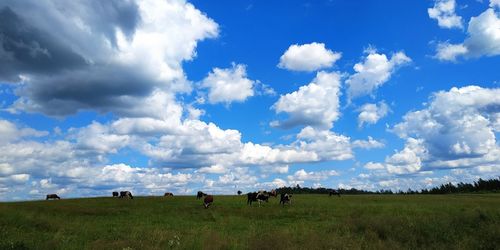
1, 194, 499, 249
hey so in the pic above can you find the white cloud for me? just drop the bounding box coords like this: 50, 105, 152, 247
260, 165, 289, 174
0, 174, 30, 185
40, 179, 57, 189
296, 126, 353, 161
435, 42, 468, 61
272, 71, 342, 129
434, 6, 500, 61
0, 120, 48, 144
490, 0, 500, 8
138, 119, 244, 168
352, 136, 385, 149
278, 42, 341, 72
200, 63, 256, 104
198, 164, 227, 174
271, 178, 288, 188
288, 169, 339, 182
238, 142, 319, 166
464, 8, 500, 57
357, 101, 390, 127
390, 86, 500, 171
73, 122, 130, 154
428, 0, 463, 29
385, 138, 426, 174
346, 51, 411, 100
364, 162, 385, 170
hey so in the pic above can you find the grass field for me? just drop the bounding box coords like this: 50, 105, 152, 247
1, 194, 499, 249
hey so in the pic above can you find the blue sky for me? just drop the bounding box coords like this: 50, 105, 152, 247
1, 0, 499, 200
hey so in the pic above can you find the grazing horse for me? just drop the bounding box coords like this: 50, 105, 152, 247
329, 190, 341, 197
120, 191, 133, 199
197, 191, 207, 199
247, 191, 269, 206
112, 191, 119, 197
164, 192, 174, 196
279, 193, 292, 206
203, 195, 214, 208
46, 194, 60, 200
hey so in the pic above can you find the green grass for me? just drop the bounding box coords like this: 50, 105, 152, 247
1, 194, 499, 249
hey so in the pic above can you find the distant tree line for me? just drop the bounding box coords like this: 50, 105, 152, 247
275, 177, 500, 195
418, 178, 500, 194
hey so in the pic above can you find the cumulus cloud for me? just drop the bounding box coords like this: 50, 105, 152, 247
0, 174, 30, 185
287, 169, 339, 183
200, 63, 256, 104
295, 126, 353, 161
364, 162, 385, 170
386, 86, 500, 173
278, 42, 341, 72
72, 122, 129, 154
434, 42, 468, 61
260, 165, 289, 174
197, 164, 227, 174
428, 0, 463, 29
357, 101, 390, 127
385, 138, 427, 174
346, 50, 411, 100
272, 71, 341, 129
0, 0, 218, 116
352, 136, 385, 149
0, 119, 48, 144
434, 5, 500, 61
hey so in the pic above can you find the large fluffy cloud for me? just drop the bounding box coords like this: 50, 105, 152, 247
295, 126, 353, 161
434, 3, 500, 61
278, 42, 341, 72
385, 86, 500, 174
428, 0, 463, 29
271, 71, 342, 129
357, 101, 390, 128
0, 0, 218, 116
200, 63, 256, 104
346, 50, 411, 100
